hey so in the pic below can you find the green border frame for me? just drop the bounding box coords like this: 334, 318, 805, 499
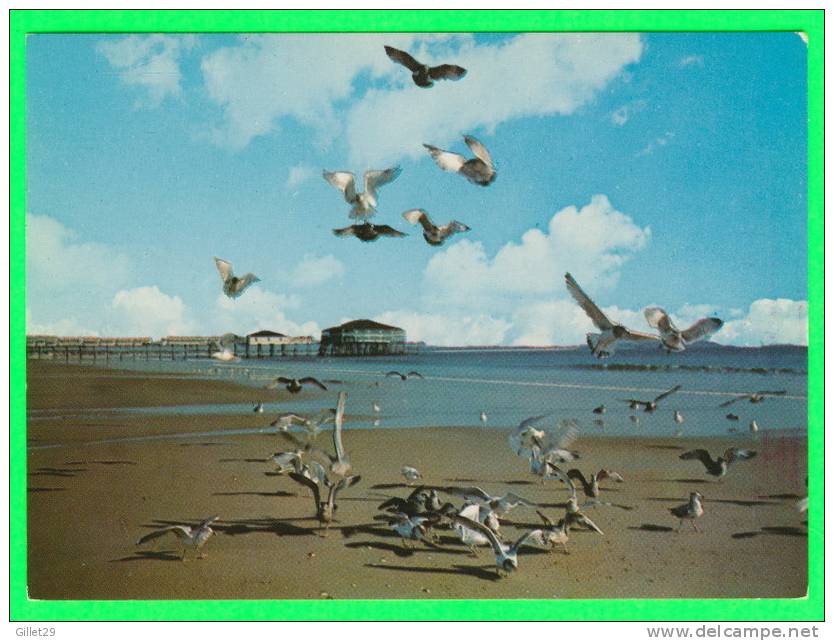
9, 9, 823, 622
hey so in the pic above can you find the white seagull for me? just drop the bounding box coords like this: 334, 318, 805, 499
401, 208, 471, 246
644, 307, 723, 353
674, 410, 685, 424
137, 516, 219, 560
424, 135, 496, 186
451, 512, 539, 576
401, 466, 423, 485
214, 257, 260, 299
565, 272, 660, 358
323, 167, 402, 221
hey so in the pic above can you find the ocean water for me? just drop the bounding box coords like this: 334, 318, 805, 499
76, 344, 808, 439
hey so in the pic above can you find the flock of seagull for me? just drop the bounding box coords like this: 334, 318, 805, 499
132, 44, 802, 580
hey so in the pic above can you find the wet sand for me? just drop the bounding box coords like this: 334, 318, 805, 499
26, 362, 808, 600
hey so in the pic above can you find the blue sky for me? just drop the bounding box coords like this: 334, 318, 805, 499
26, 32, 809, 346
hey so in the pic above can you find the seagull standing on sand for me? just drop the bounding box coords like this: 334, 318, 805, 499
673, 410, 685, 424
401, 209, 471, 246
749, 420, 759, 434
565, 273, 660, 358
592, 405, 606, 415
382, 512, 441, 548
136, 516, 219, 560
214, 258, 260, 299
384, 45, 467, 88
670, 492, 705, 532
644, 308, 723, 353
401, 466, 423, 485
323, 167, 402, 221
480, 411, 488, 424
253, 402, 264, 414
424, 135, 496, 186
679, 447, 757, 481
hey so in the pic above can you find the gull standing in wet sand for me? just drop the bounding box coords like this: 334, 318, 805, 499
136, 516, 219, 560
565, 272, 660, 358
401, 466, 423, 485
670, 492, 705, 532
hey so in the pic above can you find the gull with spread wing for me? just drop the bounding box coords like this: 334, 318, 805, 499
323, 167, 402, 221
424, 135, 496, 186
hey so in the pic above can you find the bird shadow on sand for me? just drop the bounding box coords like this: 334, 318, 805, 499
110, 550, 184, 563
29, 467, 87, 478
345, 540, 466, 558
211, 517, 318, 537
28, 487, 67, 493
668, 478, 713, 484
212, 490, 296, 498
371, 483, 409, 490
220, 457, 270, 464
759, 493, 802, 500
65, 459, 138, 466
364, 562, 501, 582
645, 445, 687, 451
628, 524, 676, 533
178, 442, 226, 447
732, 526, 807, 540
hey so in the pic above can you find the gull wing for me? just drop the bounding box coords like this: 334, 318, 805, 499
463, 135, 494, 167
566, 468, 592, 494
450, 514, 503, 555
564, 273, 613, 331
644, 307, 677, 333
364, 167, 402, 198
441, 486, 493, 503
384, 45, 423, 72
679, 449, 717, 470
445, 221, 471, 235
510, 528, 540, 554
322, 171, 357, 203
332, 391, 347, 464
724, 448, 757, 465
386, 371, 405, 378
719, 394, 750, 407
424, 144, 466, 173
299, 377, 328, 391
235, 273, 260, 294
214, 257, 233, 282
571, 512, 604, 535
137, 525, 191, 545
621, 328, 661, 343
597, 469, 624, 483
429, 64, 467, 81
681, 317, 723, 343
332, 226, 357, 237
406, 371, 424, 379
402, 208, 434, 231
374, 224, 407, 238
288, 471, 322, 507
536, 510, 555, 528
756, 390, 787, 397
545, 462, 577, 501
267, 377, 295, 389
653, 384, 682, 404
198, 515, 220, 529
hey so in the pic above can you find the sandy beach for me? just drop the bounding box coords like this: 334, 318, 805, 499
26, 361, 808, 600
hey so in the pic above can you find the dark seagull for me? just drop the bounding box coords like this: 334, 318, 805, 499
214, 257, 260, 299
401, 208, 470, 246
266, 376, 328, 394
136, 515, 219, 561
333, 223, 406, 242
620, 384, 682, 413
644, 307, 723, 353
565, 272, 660, 358
288, 472, 361, 531
384, 45, 467, 88
424, 135, 496, 186
719, 390, 787, 408
679, 447, 757, 481
386, 370, 424, 380
566, 468, 625, 499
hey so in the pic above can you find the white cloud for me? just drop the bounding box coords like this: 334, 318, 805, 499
678, 54, 704, 68
713, 298, 808, 346
25, 308, 99, 337
27, 213, 132, 294
287, 253, 345, 287
610, 99, 647, 126
197, 33, 642, 162
375, 310, 511, 347
285, 163, 315, 190
97, 35, 195, 106
109, 286, 197, 338
423, 195, 650, 307
211, 287, 320, 337
636, 130, 674, 157
346, 33, 644, 165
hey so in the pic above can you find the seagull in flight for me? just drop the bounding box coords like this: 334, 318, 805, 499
401, 209, 470, 246
384, 45, 467, 88
214, 257, 260, 299
644, 307, 723, 353
565, 273, 659, 358
266, 376, 328, 394
136, 516, 219, 560
288, 472, 361, 531
386, 370, 424, 381
620, 385, 682, 413
566, 468, 624, 499
719, 390, 787, 407
450, 513, 539, 576
670, 492, 705, 532
679, 447, 757, 481
332, 223, 407, 242
440, 486, 533, 517
270, 409, 336, 436
323, 167, 402, 221
424, 135, 496, 186
527, 510, 571, 555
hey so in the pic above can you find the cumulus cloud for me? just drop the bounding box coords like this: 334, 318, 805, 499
610, 98, 647, 126
713, 298, 808, 346
636, 130, 674, 157
678, 54, 704, 68
375, 310, 511, 347
26, 308, 99, 337
285, 163, 315, 190
109, 286, 197, 337
211, 287, 320, 337
423, 195, 650, 308
287, 253, 345, 287
197, 33, 642, 162
97, 35, 196, 106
